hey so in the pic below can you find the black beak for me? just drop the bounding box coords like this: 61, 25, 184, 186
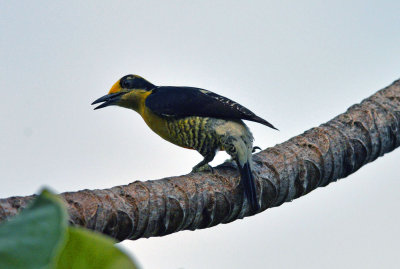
91, 92, 125, 110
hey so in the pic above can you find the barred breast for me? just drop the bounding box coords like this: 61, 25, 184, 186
165, 116, 220, 156
142, 106, 253, 157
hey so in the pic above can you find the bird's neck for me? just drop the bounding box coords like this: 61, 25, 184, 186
119, 90, 152, 114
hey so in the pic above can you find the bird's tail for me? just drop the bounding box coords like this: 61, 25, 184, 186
219, 121, 259, 212
238, 160, 260, 212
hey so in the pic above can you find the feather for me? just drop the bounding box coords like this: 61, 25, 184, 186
145, 86, 277, 129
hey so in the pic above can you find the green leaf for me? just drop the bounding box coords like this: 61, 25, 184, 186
56, 227, 138, 269
0, 189, 68, 269
0, 188, 139, 269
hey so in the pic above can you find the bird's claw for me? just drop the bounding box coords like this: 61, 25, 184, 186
252, 146, 262, 153
219, 158, 238, 169
192, 164, 214, 173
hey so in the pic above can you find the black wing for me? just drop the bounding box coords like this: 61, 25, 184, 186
145, 86, 277, 130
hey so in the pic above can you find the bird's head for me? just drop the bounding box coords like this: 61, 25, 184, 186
92, 74, 155, 111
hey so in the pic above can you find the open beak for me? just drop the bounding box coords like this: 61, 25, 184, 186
91, 92, 125, 110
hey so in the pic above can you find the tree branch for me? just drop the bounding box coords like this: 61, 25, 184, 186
1, 79, 399, 241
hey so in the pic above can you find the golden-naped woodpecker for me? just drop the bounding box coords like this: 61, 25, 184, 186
92, 75, 277, 212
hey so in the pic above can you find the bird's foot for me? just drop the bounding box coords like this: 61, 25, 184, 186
252, 146, 262, 153
191, 164, 214, 173
220, 158, 238, 169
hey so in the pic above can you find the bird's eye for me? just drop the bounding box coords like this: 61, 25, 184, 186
120, 76, 135, 89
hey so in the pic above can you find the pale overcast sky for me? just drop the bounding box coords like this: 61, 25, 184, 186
1, 1, 399, 268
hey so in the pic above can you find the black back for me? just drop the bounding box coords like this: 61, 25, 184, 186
145, 86, 277, 129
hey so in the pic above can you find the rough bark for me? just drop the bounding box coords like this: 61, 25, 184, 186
1, 79, 399, 241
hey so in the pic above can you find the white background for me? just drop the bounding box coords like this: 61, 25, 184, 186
1, 1, 399, 268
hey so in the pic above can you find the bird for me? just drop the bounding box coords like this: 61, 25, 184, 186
92, 74, 277, 212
